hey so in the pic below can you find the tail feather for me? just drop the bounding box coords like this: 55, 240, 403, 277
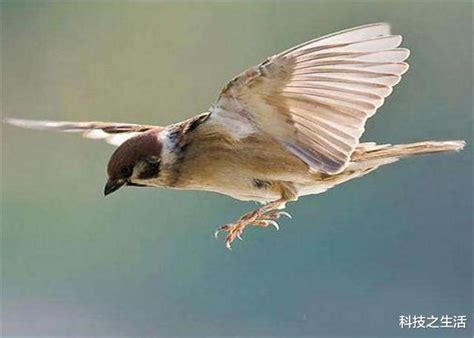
352, 140, 466, 163
301, 140, 464, 197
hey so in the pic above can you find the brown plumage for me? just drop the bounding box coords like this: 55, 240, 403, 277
4, 23, 465, 249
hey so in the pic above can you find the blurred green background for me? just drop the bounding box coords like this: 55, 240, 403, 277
1, 1, 472, 337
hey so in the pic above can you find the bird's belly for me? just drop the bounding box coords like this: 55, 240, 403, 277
181, 175, 282, 203
170, 130, 316, 202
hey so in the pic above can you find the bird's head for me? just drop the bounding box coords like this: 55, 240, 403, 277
104, 129, 164, 195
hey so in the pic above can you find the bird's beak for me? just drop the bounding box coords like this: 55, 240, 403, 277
104, 179, 125, 196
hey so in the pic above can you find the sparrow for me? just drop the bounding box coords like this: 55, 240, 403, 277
5, 23, 465, 249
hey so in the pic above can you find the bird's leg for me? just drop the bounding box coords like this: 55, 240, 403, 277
214, 198, 291, 249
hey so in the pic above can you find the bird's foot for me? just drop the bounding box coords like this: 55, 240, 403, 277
214, 222, 247, 250
214, 209, 292, 249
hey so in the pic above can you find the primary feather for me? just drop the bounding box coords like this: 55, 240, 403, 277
3, 117, 159, 146
213, 22, 410, 174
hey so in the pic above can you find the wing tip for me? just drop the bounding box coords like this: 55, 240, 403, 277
401, 48, 411, 60
352, 22, 391, 31
3, 117, 64, 130
4, 117, 36, 128
449, 140, 466, 151
3, 117, 23, 126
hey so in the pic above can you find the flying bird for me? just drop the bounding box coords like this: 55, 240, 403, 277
5, 23, 465, 249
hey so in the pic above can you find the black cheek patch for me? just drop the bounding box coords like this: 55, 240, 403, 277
138, 159, 161, 179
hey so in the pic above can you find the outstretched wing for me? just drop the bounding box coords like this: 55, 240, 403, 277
213, 23, 409, 174
4, 118, 160, 146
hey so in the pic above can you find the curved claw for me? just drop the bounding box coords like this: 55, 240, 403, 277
214, 225, 229, 239
215, 223, 243, 249
278, 211, 292, 219
267, 220, 280, 230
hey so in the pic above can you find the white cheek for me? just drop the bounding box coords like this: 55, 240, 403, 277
131, 163, 144, 179
131, 178, 161, 187
159, 130, 178, 165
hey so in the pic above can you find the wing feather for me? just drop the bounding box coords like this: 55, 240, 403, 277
213, 23, 409, 173
4, 118, 159, 146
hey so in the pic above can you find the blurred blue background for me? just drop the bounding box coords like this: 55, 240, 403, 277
1, 2, 472, 337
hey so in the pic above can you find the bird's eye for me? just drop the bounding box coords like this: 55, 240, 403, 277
120, 165, 133, 178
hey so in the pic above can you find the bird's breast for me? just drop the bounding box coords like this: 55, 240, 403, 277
164, 127, 313, 202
